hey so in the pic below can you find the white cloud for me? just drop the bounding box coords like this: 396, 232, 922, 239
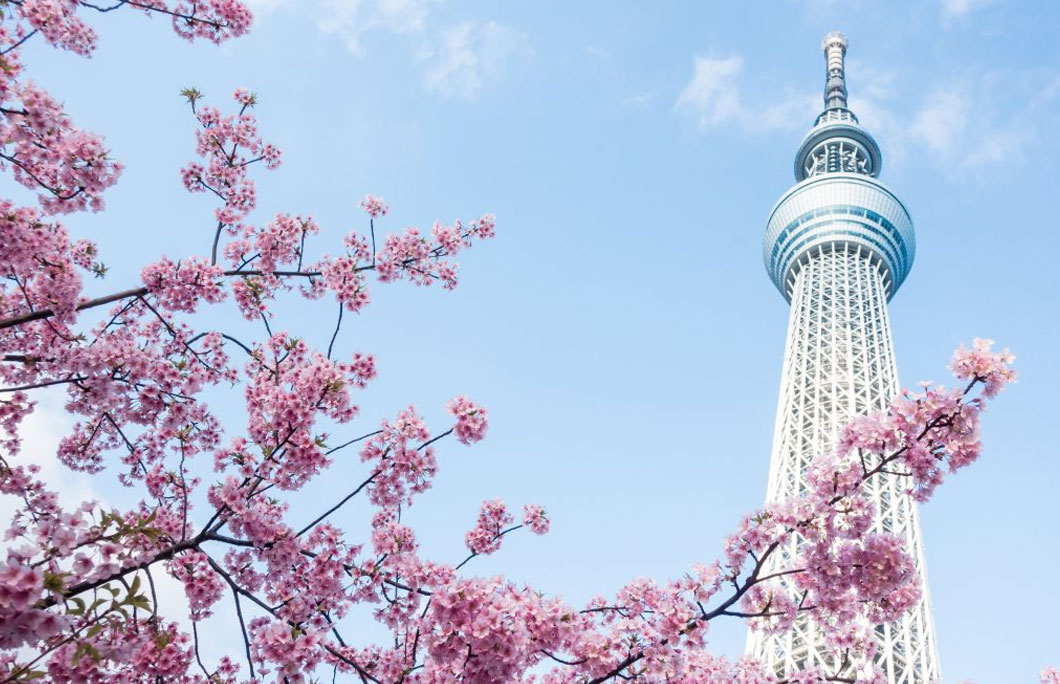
418, 21, 524, 101
756, 91, 820, 132
846, 59, 896, 103
674, 55, 817, 133
674, 56, 744, 129
909, 90, 970, 154
963, 125, 1034, 167
940, 0, 996, 19
242, 0, 294, 13
674, 49, 1057, 177
374, 0, 432, 34
314, 0, 368, 51
243, 0, 521, 99
854, 69, 1056, 174
315, 0, 434, 52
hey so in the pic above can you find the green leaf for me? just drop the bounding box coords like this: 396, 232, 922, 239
68, 597, 86, 616
42, 571, 66, 593
180, 87, 203, 105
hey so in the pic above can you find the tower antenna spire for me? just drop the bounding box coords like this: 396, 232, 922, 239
822, 32, 849, 110
795, 32, 880, 179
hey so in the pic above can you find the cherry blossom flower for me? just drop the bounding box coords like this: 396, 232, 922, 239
359, 194, 388, 219
522, 503, 551, 534
447, 395, 488, 444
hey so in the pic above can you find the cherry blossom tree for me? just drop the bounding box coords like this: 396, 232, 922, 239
0, 3, 1039, 683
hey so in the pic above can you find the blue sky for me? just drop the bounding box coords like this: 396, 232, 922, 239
9, 1, 1060, 681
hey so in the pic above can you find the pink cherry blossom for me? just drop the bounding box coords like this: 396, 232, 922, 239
523, 503, 551, 534
950, 337, 1017, 397
360, 194, 389, 218
168, 550, 225, 619
465, 498, 513, 555
447, 395, 488, 444
1, 82, 122, 213
141, 256, 226, 312
18, 0, 97, 56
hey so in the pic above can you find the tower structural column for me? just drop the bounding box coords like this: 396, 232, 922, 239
746, 33, 941, 684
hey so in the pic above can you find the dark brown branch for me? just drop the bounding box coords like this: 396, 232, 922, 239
0, 269, 323, 331
294, 471, 380, 538
0, 376, 85, 393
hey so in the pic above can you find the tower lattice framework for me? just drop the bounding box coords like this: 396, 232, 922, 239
746, 34, 941, 684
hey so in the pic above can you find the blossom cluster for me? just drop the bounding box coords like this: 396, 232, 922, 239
240, 333, 373, 490
141, 256, 226, 313
837, 338, 1016, 501
359, 405, 435, 508
446, 395, 489, 444
181, 89, 281, 226
375, 214, 496, 290
949, 337, 1017, 397
464, 499, 513, 555
17, 0, 98, 56
1, 82, 122, 213
0, 202, 99, 326
168, 550, 225, 619
360, 194, 389, 218
522, 503, 551, 535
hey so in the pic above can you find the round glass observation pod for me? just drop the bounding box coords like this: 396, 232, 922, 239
793, 119, 882, 181
763, 173, 915, 302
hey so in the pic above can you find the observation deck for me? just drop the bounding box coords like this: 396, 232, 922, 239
762, 32, 915, 302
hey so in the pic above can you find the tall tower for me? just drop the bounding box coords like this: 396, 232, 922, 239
746, 34, 941, 683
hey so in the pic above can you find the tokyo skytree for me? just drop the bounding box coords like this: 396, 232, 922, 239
746, 33, 941, 683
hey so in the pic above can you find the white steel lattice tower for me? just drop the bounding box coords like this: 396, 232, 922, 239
746, 34, 941, 683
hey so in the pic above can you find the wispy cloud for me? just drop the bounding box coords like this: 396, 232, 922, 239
243, 0, 294, 14
940, 0, 997, 20
675, 49, 1057, 176
849, 64, 1058, 174
909, 90, 970, 154
674, 56, 744, 129
674, 54, 817, 133
417, 21, 525, 101
247, 0, 522, 100
314, 0, 433, 51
